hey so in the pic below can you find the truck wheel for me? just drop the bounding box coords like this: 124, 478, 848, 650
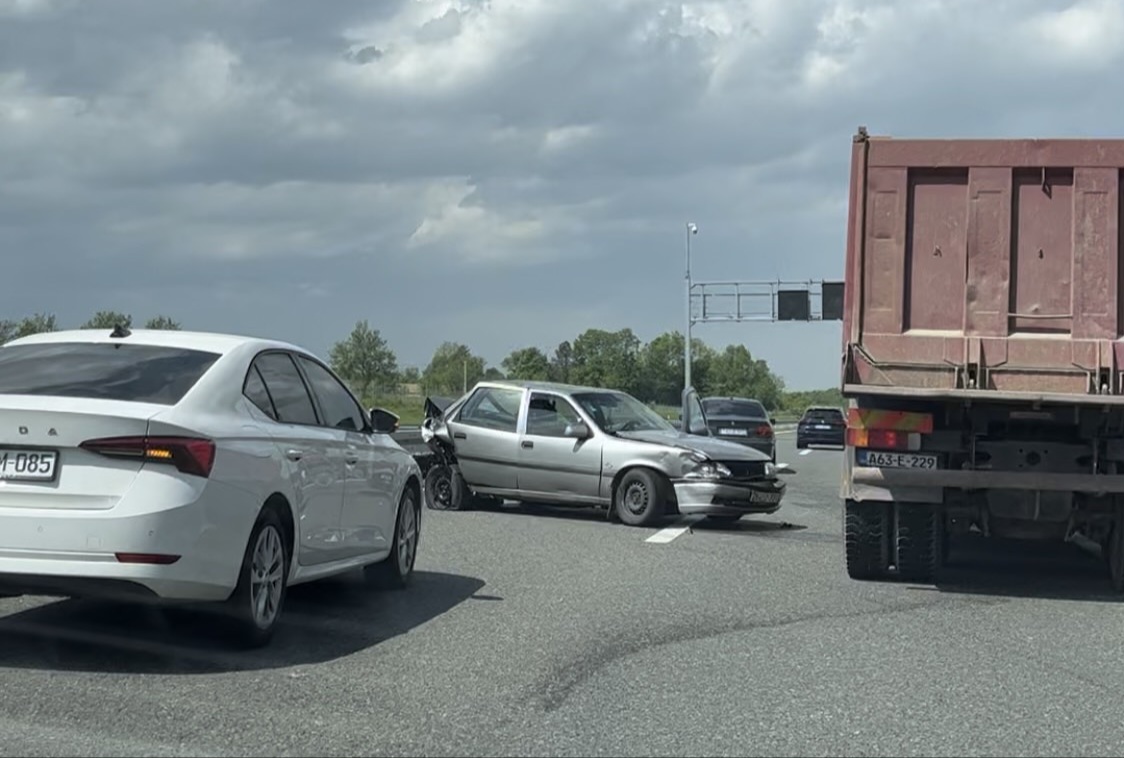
1107, 504, 1124, 593
896, 503, 940, 582
844, 500, 888, 579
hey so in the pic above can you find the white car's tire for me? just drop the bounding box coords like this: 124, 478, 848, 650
365, 487, 421, 590
225, 507, 290, 649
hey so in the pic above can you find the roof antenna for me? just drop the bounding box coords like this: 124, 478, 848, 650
109, 323, 132, 339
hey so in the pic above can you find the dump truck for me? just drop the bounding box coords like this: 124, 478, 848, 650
840, 126, 1124, 589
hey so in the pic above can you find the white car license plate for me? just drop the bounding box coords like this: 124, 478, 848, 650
858, 450, 937, 469
815, 424, 831, 430
0, 449, 59, 481
749, 489, 783, 505
718, 428, 749, 436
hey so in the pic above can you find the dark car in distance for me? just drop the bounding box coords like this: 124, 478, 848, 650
796, 406, 846, 448
700, 397, 775, 461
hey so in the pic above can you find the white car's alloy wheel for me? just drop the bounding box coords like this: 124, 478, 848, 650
365, 487, 420, 589
250, 524, 285, 629
396, 491, 419, 577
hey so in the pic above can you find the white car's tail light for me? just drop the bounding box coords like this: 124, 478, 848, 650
79, 436, 216, 478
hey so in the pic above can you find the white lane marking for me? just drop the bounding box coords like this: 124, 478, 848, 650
645, 516, 702, 544
799, 449, 812, 456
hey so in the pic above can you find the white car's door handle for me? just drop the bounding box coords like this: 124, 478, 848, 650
285, 448, 304, 461
344, 454, 359, 465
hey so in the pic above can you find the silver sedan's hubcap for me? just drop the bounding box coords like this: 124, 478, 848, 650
397, 496, 418, 575
434, 471, 452, 506
250, 525, 284, 629
625, 481, 649, 514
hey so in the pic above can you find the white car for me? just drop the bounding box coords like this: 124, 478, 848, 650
0, 326, 423, 647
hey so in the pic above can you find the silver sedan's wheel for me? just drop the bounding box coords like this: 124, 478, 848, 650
614, 468, 665, 527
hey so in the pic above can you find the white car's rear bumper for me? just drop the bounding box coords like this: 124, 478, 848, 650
0, 479, 260, 602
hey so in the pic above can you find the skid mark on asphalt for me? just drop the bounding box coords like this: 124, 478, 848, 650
531, 595, 1004, 713
645, 516, 703, 544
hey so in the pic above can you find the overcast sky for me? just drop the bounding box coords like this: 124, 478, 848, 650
2, 0, 1122, 389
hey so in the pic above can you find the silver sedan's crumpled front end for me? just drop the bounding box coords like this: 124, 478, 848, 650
671, 458, 787, 516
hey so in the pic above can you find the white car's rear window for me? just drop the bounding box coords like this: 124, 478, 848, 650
0, 342, 220, 405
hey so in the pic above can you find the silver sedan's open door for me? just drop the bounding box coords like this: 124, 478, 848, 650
680, 386, 711, 437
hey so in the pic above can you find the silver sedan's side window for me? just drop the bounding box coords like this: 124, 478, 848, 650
458, 387, 522, 433
526, 392, 581, 437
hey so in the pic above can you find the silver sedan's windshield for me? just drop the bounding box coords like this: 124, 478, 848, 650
571, 391, 675, 433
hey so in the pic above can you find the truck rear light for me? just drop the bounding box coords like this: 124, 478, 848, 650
847, 408, 933, 434
79, 436, 216, 478
847, 428, 920, 450
755, 424, 773, 438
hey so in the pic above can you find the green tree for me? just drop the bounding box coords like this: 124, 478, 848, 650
783, 387, 843, 413
641, 332, 681, 404
1, 313, 58, 344
706, 344, 785, 409
569, 328, 643, 395
550, 340, 573, 383
144, 315, 181, 330
689, 340, 717, 396
502, 347, 552, 381
638, 331, 715, 404
398, 366, 422, 385
639, 331, 719, 402
328, 320, 399, 399
82, 310, 132, 329
483, 367, 506, 381
423, 342, 486, 394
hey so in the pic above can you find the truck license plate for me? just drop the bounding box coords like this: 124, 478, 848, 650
858, 450, 937, 469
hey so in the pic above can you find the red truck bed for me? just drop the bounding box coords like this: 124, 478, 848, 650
842, 128, 1124, 404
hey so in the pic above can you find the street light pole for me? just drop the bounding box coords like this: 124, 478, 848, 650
684, 222, 698, 392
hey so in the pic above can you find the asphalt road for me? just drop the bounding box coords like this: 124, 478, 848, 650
3, 434, 1124, 756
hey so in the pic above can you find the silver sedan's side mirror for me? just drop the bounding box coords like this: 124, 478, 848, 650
564, 421, 591, 439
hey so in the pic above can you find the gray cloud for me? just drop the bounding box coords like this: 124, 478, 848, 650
2, 0, 1123, 386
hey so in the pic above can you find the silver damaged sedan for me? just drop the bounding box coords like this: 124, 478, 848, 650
418, 380, 793, 526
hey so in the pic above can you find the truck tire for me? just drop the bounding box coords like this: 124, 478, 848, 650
844, 500, 888, 580
895, 503, 940, 582
1107, 504, 1124, 593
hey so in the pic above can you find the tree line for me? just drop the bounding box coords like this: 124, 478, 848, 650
0, 312, 840, 411
330, 320, 791, 409
0, 311, 180, 344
